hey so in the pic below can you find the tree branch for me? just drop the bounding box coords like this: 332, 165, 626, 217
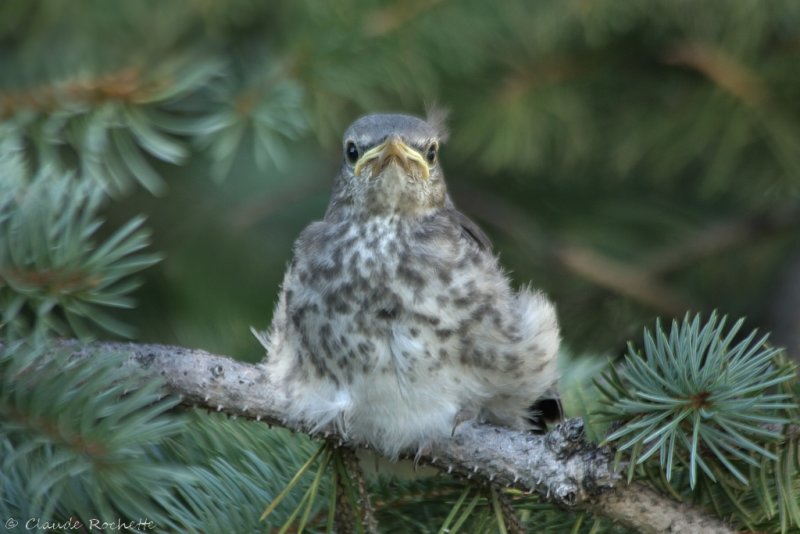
664, 41, 768, 108
589, 484, 736, 534
0, 68, 157, 118
552, 244, 692, 316
60, 340, 734, 533
640, 204, 800, 277
454, 186, 695, 316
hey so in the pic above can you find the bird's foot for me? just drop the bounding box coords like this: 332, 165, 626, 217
451, 408, 476, 437
413, 443, 433, 471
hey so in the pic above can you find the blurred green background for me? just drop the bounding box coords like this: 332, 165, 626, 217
4, 0, 800, 362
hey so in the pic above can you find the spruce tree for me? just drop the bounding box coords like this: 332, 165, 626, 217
1, 1, 799, 532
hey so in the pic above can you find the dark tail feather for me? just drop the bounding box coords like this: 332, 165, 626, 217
527, 390, 563, 433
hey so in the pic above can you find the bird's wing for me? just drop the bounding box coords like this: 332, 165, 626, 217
443, 194, 492, 250
452, 209, 492, 251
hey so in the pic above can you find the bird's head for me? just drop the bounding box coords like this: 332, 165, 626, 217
329, 113, 449, 217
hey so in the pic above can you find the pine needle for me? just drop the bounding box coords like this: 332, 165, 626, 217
261, 442, 326, 522
490, 487, 509, 534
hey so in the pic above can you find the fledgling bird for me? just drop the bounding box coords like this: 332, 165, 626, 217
257, 113, 560, 458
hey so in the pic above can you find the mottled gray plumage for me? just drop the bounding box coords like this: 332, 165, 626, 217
257, 113, 560, 457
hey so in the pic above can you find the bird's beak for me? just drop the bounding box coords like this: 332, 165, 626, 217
354, 137, 430, 180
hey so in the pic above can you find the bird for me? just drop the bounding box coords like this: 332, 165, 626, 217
256, 112, 560, 458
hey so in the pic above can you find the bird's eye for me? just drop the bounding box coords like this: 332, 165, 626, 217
425, 142, 438, 165
345, 141, 359, 164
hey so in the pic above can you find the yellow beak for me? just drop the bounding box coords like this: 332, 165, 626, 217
354, 137, 430, 180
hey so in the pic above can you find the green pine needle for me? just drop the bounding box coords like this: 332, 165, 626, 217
327, 462, 338, 534
0, 341, 186, 525
490, 488, 509, 534
295, 447, 333, 533
0, 172, 161, 340
260, 442, 326, 522
600, 312, 795, 489
448, 489, 482, 533
438, 485, 473, 534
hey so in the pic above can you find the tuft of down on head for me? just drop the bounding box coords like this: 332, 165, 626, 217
424, 105, 450, 142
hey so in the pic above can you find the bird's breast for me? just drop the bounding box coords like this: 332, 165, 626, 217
286, 212, 500, 388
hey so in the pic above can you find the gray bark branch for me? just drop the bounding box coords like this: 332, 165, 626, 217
62, 340, 734, 534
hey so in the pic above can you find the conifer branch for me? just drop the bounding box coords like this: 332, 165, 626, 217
58, 339, 735, 533
364, 0, 445, 36
664, 42, 768, 107
589, 483, 735, 534
494, 56, 590, 104
455, 187, 694, 316
552, 243, 692, 316
0, 68, 158, 118
641, 204, 800, 277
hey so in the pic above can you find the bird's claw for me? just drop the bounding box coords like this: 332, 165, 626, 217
451, 408, 475, 437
